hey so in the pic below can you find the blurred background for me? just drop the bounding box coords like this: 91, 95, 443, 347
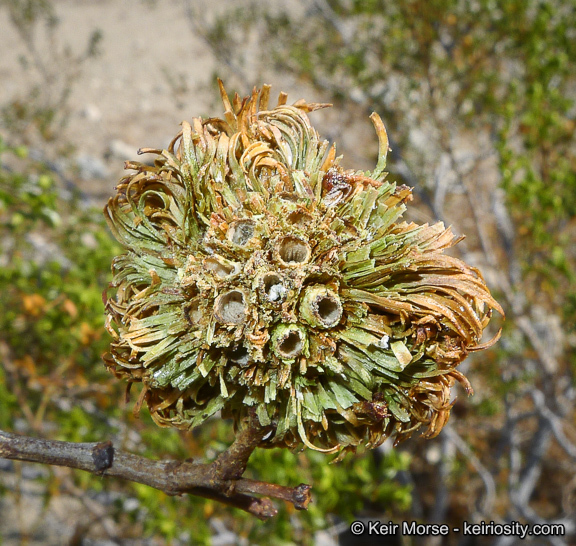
0, 0, 575, 544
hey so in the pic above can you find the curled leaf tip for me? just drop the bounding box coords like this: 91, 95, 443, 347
369, 112, 390, 181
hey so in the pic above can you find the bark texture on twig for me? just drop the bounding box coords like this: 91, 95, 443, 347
0, 422, 311, 520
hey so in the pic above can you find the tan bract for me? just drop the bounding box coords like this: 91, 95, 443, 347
103, 81, 503, 455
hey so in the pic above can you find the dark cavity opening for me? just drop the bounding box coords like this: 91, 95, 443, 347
278, 237, 310, 265
278, 330, 303, 358
262, 272, 285, 302
286, 210, 313, 227
214, 290, 246, 324
204, 257, 237, 278
229, 219, 255, 246
227, 345, 250, 366
184, 299, 203, 324
316, 294, 342, 326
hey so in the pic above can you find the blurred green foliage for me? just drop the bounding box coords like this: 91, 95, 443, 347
0, 0, 102, 144
0, 137, 119, 428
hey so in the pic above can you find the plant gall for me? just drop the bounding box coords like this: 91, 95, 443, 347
103, 81, 503, 455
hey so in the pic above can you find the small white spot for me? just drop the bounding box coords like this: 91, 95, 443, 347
268, 284, 287, 302
123, 498, 140, 512
378, 334, 390, 349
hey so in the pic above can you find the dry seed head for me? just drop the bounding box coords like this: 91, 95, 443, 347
103, 80, 504, 454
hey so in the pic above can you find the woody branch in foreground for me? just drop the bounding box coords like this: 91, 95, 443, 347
0, 412, 311, 520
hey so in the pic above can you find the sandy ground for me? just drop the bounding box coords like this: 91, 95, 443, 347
2, 0, 220, 199
0, 0, 377, 206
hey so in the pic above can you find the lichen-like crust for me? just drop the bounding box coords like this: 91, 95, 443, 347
103, 81, 503, 454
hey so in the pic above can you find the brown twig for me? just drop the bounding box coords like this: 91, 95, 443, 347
211, 412, 273, 480
0, 424, 312, 520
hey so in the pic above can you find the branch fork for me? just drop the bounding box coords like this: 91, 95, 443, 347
0, 416, 311, 520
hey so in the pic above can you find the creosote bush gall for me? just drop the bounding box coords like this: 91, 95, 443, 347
103, 80, 503, 455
